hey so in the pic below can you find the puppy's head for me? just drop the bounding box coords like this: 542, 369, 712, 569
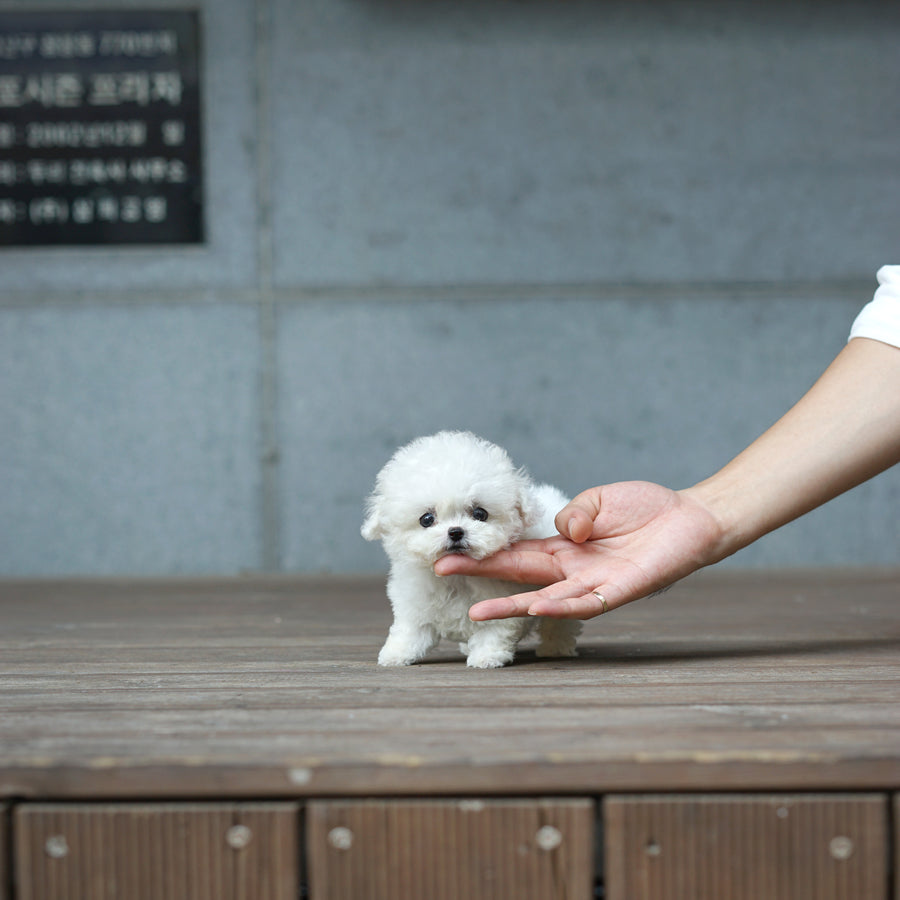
362, 431, 540, 565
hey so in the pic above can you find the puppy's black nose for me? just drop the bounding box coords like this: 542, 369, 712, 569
447, 527, 465, 542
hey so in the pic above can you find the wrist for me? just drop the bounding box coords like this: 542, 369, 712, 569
678, 477, 754, 566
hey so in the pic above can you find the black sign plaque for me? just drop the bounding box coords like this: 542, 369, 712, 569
0, 10, 203, 246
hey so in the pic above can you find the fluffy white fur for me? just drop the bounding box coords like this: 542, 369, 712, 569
362, 431, 581, 668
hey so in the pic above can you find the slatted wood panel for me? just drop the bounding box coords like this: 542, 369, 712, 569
0, 572, 898, 798
307, 798, 594, 900
0, 805, 7, 900
604, 794, 889, 900
13, 803, 300, 900
895, 794, 900, 900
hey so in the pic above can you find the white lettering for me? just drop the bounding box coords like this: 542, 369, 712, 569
26, 120, 147, 149
26, 159, 67, 185
0, 33, 39, 60
97, 196, 118, 222
161, 119, 185, 146
0, 198, 19, 223
144, 196, 167, 222
87, 71, 182, 106
86, 73, 119, 106
98, 30, 178, 57
0, 75, 21, 107
29, 196, 69, 225
167, 159, 187, 183
54, 194, 171, 225
63, 156, 185, 185
120, 195, 142, 222
151, 72, 182, 105
71, 197, 94, 224
0, 73, 84, 108
39, 32, 96, 59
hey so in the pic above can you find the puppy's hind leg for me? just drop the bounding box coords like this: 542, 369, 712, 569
378, 622, 439, 666
535, 618, 582, 658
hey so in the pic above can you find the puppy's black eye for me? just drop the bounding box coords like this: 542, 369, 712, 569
471, 507, 489, 522
419, 512, 436, 528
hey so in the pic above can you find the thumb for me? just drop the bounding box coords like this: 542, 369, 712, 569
554, 487, 603, 543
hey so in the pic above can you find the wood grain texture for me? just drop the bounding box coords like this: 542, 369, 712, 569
604, 794, 889, 900
0, 570, 898, 797
306, 798, 594, 900
0, 804, 7, 900
13, 803, 299, 900
895, 794, 900, 900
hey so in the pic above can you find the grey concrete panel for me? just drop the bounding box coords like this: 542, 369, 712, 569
0, 0, 259, 292
2, 0, 897, 579
276, 289, 898, 573
1, 303, 262, 574
271, 0, 899, 288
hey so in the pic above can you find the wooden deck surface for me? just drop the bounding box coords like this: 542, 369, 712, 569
1, 570, 898, 800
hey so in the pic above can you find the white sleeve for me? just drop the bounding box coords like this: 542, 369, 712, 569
848, 265, 900, 349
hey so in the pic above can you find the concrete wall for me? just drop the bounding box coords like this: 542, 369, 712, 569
3, 0, 898, 575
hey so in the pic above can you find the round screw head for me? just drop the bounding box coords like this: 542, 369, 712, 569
535, 825, 563, 851
328, 826, 354, 851
829, 836, 854, 861
45, 835, 69, 859
226, 825, 253, 850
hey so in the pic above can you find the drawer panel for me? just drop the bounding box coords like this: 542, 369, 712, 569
307, 797, 595, 900
605, 793, 888, 900
14, 802, 299, 900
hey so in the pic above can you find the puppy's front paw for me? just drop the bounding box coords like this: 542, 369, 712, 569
377, 624, 437, 667
378, 646, 417, 667
466, 647, 514, 668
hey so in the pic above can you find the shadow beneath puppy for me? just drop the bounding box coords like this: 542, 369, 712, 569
552, 634, 900, 666
394, 634, 900, 669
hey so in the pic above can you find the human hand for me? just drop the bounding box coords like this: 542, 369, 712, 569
433, 481, 723, 620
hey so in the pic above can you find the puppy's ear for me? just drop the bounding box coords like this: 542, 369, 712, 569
515, 478, 542, 532
361, 496, 385, 541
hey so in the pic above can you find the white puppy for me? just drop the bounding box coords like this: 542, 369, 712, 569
362, 431, 581, 668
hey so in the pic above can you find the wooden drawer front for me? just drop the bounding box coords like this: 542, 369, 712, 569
307, 798, 595, 900
0, 805, 7, 900
896, 795, 900, 900
14, 803, 299, 900
605, 794, 888, 900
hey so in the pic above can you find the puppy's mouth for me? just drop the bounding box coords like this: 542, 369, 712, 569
440, 539, 472, 557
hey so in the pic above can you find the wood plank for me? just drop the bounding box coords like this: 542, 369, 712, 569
4, 677, 900, 711
306, 798, 594, 900
13, 803, 299, 900
0, 571, 898, 797
604, 794, 889, 900
0, 804, 7, 900
895, 794, 900, 900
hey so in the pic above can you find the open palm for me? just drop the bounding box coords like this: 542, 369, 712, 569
434, 481, 723, 620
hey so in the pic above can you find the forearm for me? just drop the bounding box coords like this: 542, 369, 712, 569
683, 337, 900, 564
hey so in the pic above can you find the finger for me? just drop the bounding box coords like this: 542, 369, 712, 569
471, 580, 625, 622
528, 582, 625, 620
434, 546, 561, 585
468, 592, 539, 621
529, 592, 608, 619
554, 488, 603, 543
